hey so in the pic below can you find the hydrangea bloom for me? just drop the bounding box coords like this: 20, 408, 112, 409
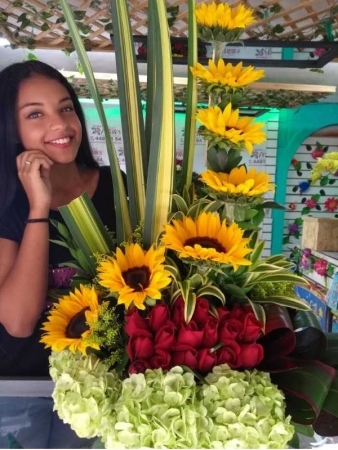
103, 365, 294, 449
50, 351, 121, 440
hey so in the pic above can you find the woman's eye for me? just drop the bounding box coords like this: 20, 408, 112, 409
27, 111, 42, 119
62, 106, 74, 112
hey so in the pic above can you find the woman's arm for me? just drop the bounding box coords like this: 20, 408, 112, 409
0, 150, 53, 337
0, 224, 49, 337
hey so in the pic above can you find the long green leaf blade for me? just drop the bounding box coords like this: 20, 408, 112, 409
110, 0, 146, 229
59, 193, 114, 275
179, 0, 197, 194
60, 0, 132, 244
143, 0, 175, 247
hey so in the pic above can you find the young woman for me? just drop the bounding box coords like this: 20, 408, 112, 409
0, 60, 117, 448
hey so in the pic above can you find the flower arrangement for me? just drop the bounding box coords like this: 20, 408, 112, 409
44, 1, 338, 448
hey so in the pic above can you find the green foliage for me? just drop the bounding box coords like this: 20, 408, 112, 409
250, 281, 295, 301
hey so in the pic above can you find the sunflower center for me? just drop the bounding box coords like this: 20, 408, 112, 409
226, 126, 243, 134
122, 266, 151, 291
185, 237, 226, 252
65, 308, 90, 338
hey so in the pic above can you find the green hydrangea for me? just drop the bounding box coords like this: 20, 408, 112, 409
201, 365, 295, 449
50, 355, 293, 448
103, 365, 294, 449
49, 351, 121, 440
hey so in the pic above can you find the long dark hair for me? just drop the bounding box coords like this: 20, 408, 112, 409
0, 60, 98, 214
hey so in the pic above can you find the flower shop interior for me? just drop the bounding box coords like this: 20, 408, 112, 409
1, 0, 338, 449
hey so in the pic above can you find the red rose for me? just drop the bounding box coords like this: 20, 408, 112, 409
219, 318, 243, 341
172, 297, 185, 326
229, 304, 247, 320
236, 343, 264, 368
238, 313, 263, 343
198, 348, 216, 373
172, 344, 198, 370
177, 321, 204, 348
128, 359, 150, 374
201, 316, 219, 347
150, 349, 172, 370
192, 297, 209, 325
127, 334, 154, 360
217, 307, 231, 322
216, 340, 241, 368
125, 308, 151, 337
149, 304, 170, 333
155, 321, 176, 350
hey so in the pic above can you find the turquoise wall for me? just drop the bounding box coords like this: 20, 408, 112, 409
271, 103, 338, 254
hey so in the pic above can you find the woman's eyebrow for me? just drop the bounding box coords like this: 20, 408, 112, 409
18, 96, 72, 111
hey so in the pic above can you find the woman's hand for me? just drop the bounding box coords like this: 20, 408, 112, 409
16, 150, 54, 214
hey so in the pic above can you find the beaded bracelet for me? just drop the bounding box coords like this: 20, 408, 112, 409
25, 218, 49, 223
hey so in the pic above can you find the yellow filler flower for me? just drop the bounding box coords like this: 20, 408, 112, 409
162, 211, 252, 271
191, 60, 264, 88
195, 2, 255, 31
200, 166, 275, 197
97, 243, 172, 310
197, 103, 266, 154
40, 284, 100, 354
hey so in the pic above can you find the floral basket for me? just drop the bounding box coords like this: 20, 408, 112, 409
41, 1, 338, 448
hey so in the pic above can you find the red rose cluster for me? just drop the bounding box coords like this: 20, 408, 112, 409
125, 297, 264, 374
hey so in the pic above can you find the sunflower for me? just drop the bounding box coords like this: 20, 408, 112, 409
40, 284, 100, 354
191, 60, 264, 88
197, 103, 266, 154
97, 243, 172, 310
162, 212, 252, 271
200, 166, 274, 197
195, 2, 255, 31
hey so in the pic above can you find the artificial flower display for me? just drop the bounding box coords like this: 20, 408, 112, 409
200, 166, 274, 197
197, 104, 266, 154
311, 151, 338, 182
40, 284, 101, 354
43, 1, 338, 448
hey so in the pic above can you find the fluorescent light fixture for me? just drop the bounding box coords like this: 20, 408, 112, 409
0, 38, 10, 46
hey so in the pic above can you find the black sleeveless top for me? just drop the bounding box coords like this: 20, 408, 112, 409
0, 166, 118, 376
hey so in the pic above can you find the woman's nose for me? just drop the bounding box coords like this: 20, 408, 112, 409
49, 114, 68, 130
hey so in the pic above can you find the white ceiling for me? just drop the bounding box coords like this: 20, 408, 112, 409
1, 45, 338, 102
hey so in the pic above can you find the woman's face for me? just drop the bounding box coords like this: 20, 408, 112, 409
16, 75, 82, 164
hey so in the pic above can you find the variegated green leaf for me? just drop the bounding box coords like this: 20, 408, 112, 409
247, 273, 307, 285
189, 273, 205, 289
172, 194, 189, 215
178, 0, 197, 194
59, 193, 114, 275
185, 292, 197, 323
187, 199, 210, 219
202, 201, 223, 213
250, 263, 285, 273
196, 285, 226, 304
143, 1, 175, 247
61, 0, 131, 244
247, 299, 266, 328
110, 0, 146, 229
254, 295, 311, 310
249, 240, 266, 266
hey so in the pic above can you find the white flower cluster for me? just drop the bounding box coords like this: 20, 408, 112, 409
50, 354, 294, 449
